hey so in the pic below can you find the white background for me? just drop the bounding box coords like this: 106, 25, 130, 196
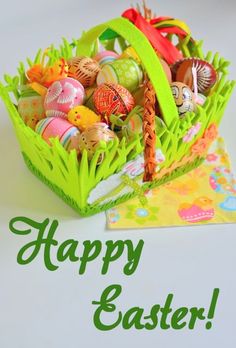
0, 0, 235, 347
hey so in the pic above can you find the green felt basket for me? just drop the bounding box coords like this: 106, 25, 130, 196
0, 17, 235, 216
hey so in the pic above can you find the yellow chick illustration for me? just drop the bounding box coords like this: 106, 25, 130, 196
179, 196, 213, 211
67, 106, 101, 131
167, 178, 199, 195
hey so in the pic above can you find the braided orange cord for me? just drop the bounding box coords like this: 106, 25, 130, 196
143, 77, 157, 182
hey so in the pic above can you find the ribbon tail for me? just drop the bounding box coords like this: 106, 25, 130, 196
158, 27, 189, 37
122, 8, 182, 65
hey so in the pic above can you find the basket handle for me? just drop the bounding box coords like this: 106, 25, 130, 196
76, 17, 179, 127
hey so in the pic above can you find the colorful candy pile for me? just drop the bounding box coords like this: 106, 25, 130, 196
17, 6, 218, 163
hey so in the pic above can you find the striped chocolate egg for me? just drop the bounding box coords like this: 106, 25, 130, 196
67, 56, 101, 88
94, 51, 120, 66
35, 117, 80, 152
172, 58, 217, 93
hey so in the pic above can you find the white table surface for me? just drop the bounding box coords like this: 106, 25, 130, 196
0, 1, 235, 347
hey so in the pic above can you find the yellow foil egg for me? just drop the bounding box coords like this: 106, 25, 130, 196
120, 47, 141, 63
68, 105, 101, 131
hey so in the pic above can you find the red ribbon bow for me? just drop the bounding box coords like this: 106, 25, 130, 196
122, 8, 184, 65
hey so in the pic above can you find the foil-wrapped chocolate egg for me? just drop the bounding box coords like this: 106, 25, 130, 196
193, 93, 207, 106
93, 83, 135, 119
120, 47, 141, 63
18, 90, 45, 129
172, 58, 217, 93
78, 123, 117, 161
94, 51, 119, 66
35, 117, 80, 152
110, 108, 143, 136
85, 86, 96, 111
160, 58, 172, 84
44, 77, 85, 118
171, 82, 196, 117
133, 86, 145, 107
96, 58, 143, 92
126, 109, 143, 134
67, 56, 100, 88
68, 106, 101, 131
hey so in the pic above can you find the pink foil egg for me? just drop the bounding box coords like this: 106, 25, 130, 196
44, 77, 85, 118
35, 117, 80, 152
